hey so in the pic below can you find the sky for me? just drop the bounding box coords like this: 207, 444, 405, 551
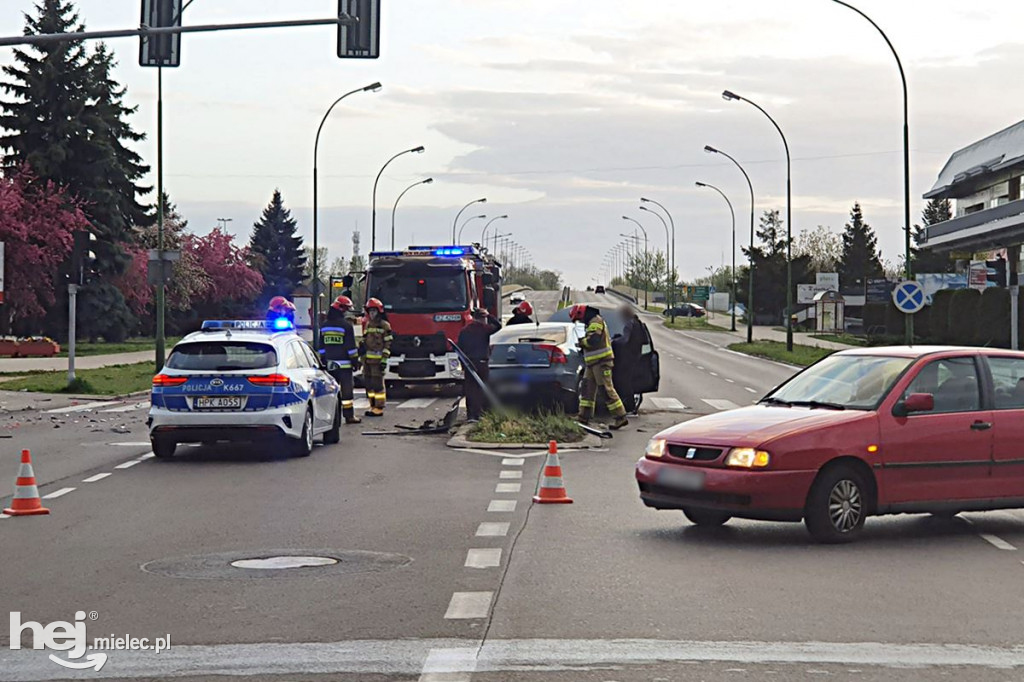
1, 0, 1023, 288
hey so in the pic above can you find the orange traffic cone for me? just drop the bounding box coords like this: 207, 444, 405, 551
3, 450, 50, 516
533, 441, 573, 504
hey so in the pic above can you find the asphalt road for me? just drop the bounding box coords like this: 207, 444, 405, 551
3, 291, 1024, 681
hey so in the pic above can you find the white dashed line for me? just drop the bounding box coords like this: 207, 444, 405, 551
651, 397, 687, 411
702, 399, 740, 411
685, 360, 693, 365
398, 398, 438, 409
725, 378, 735, 383
979, 534, 1017, 551
82, 473, 111, 483
444, 591, 493, 619
41, 487, 75, 500
465, 548, 502, 568
476, 522, 510, 537
697, 365, 705, 370
488, 500, 517, 512
138, 453, 155, 460
745, 387, 758, 393
501, 458, 524, 466
709, 372, 719, 377
495, 483, 521, 493
0, 513, 10, 520
499, 470, 523, 479
114, 460, 140, 469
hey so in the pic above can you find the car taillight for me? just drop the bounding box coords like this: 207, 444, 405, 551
247, 374, 291, 386
152, 374, 187, 387
534, 344, 567, 364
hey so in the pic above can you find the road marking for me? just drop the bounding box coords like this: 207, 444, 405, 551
41, 487, 75, 499
495, 483, 521, 493
0, 513, 10, 519
354, 398, 370, 410
139, 453, 155, 460
399, 398, 438, 409
101, 400, 150, 413
501, 458, 524, 466
979, 534, 1017, 551
702, 399, 740, 411
444, 592, 493, 619
82, 473, 111, 483
465, 548, 502, 568
709, 372, 719, 377
685, 360, 693, 364
725, 378, 735, 383
488, 500, 517, 512
476, 522, 510, 537
651, 397, 687, 411
697, 365, 705, 370
499, 470, 522, 479
420, 647, 478, 681
745, 387, 758, 393
115, 460, 141, 469
44, 400, 121, 413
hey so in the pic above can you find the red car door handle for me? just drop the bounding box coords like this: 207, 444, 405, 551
971, 421, 992, 431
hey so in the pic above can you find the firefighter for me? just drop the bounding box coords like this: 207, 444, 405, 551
507, 301, 534, 326
320, 296, 361, 425
569, 303, 628, 429
360, 297, 393, 417
266, 296, 296, 325
457, 308, 502, 422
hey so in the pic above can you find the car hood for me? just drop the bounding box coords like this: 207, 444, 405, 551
658, 404, 871, 447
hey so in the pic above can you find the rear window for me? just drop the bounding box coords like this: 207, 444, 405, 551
492, 327, 567, 345
165, 342, 278, 371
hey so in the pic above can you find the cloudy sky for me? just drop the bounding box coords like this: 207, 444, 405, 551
2, 0, 1022, 287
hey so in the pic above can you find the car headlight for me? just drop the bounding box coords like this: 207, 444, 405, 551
725, 448, 770, 468
645, 438, 667, 459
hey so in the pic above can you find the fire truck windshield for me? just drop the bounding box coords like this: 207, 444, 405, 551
367, 266, 469, 313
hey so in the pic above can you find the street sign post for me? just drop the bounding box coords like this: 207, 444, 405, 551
892, 280, 925, 315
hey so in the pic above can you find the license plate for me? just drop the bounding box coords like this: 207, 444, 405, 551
657, 467, 705, 491
194, 396, 244, 410
498, 382, 530, 394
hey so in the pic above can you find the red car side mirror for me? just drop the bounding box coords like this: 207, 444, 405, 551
894, 392, 934, 417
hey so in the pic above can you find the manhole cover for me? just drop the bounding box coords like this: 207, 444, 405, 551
142, 549, 411, 580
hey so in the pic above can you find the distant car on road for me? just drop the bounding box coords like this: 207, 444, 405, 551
637, 346, 1024, 543
488, 322, 584, 411
662, 303, 706, 318
594, 285, 606, 294
149, 320, 341, 459
509, 292, 526, 305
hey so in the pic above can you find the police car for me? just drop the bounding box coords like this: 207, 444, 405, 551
148, 320, 341, 458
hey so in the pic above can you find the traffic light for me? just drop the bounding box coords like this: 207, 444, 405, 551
71, 231, 98, 285
338, 0, 380, 59
140, 0, 182, 67
987, 258, 1008, 287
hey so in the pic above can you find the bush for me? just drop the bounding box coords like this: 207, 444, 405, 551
929, 289, 955, 343
975, 287, 1011, 347
947, 289, 981, 344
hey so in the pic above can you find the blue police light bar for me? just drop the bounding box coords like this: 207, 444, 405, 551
201, 320, 294, 331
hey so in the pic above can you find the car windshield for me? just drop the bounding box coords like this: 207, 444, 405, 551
764, 354, 914, 410
165, 342, 278, 371
492, 326, 567, 345
367, 266, 468, 313
548, 306, 625, 337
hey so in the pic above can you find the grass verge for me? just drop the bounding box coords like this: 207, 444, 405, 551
727, 341, 834, 367
56, 337, 182, 358
0, 362, 154, 395
663, 317, 731, 332
468, 409, 583, 443
810, 333, 868, 347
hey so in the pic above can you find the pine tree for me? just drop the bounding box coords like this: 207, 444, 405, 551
249, 190, 306, 302
837, 202, 884, 292
912, 198, 954, 274
736, 209, 812, 323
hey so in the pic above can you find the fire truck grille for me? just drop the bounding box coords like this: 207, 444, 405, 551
392, 333, 449, 358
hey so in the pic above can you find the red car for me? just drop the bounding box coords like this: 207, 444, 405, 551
636, 346, 1024, 543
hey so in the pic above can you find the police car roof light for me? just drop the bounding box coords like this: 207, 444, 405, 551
200, 320, 293, 332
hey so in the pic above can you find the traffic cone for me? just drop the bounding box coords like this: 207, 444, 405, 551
3, 450, 50, 516
533, 441, 573, 504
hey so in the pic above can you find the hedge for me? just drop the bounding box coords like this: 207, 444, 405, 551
863, 287, 1022, 347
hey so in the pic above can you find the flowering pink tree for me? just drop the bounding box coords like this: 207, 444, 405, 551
186, 228, 263, 309
0, 168, 89, 326
114, 246, 153, 317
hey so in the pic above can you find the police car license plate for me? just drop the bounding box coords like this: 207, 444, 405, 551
194, 396, 244, 410
657, 467, 704, 491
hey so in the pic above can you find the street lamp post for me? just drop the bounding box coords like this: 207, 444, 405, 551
722, 89, 793, 351
492, 230, 511, 257
830, 0, 913, 345
372, 145, 424, 251
391, 177, 433, 249
622, 216, 650, 309
705, 145, 756, 342
452, 198, 486, 243
696, 182, 737, 331
481, 215, 508, 247
313, 82, 381, 345
639, 205, 671, 313
458, 215, 487, 243
216, 217, 233, 230
640, 198, 676, 312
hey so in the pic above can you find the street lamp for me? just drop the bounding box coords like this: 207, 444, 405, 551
481, 215, 508, 247
640, 198, 676, 310
372, 145, 425, 251
391, 177, 433, 249
622, 216, 650, 309
722, 89, 793, 351
216, 217, 233, 230
830, 0, 913, 345
705, 145, 756, 342
639, 205, 671, 313
696, 181, 737, 332
313, 81, 381, 344
452, 198, 487, 243
458, 215, 487, 242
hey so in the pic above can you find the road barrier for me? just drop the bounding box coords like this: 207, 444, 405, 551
3, 449, 50, 516
533, 441, 573, 504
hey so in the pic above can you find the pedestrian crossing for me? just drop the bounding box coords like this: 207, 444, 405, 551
42, 393, 444, 415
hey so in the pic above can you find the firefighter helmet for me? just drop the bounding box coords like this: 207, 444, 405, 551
268, 295, 289, 312
332, 295, 353, 310
365, 297, 384, 313
568, 303, 587, 322
515, 301, 534, 316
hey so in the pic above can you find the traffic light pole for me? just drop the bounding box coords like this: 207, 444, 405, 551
67, 284, 78, 385
155, 64, 166, 372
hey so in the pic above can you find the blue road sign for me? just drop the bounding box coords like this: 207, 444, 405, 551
892, 280, 926, 314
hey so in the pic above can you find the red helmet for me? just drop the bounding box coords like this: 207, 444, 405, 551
568, 304, 588, 322
365, 297, 384, 312
515, 301, 534, 316
332, 295, 353, 310
268, 295, 289, 312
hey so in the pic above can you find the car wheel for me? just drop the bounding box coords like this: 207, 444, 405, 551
805, 464, 868, 543
291, 408, 314, 458
323, 400, 342, 445
683, 507, 732, 527
151, 438, 176, 459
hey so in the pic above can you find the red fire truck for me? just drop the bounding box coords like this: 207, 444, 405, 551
363, 245, 502, 389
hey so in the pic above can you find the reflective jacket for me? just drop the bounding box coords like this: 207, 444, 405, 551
319, 312, 358, 369
580, 314, 614, 366
361, 319, 393, 364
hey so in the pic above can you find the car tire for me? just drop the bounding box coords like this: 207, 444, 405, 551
323, 400, 341, 445
290, 408, 314, 458
683, 507, 732, 527
805, 464, 869, 543
151, 438, 176, 459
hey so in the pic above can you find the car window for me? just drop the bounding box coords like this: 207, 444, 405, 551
988, 356, 1024, 409
903, 356, 981, 413
298, 341, 321, 368
768, 354, 913, 409
492, 326, 567, 345
165, 342, 277, 371
290, 342, 313, 369
284, 343, 301, 370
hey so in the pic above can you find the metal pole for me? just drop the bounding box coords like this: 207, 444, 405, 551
622, 216, 650, 309
696, 182, 737, 331
481, 215, 508, 247
155, 66, 165, 371
458, 215, 487, 243
641, 199, 675, 314
391, 178, 433, 250
67, 283, 78, 384
373, 146, 424, 252
1012, 285, 1020, 351
452, 198, 486, 243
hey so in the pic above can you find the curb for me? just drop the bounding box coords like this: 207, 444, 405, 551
446, 424, 604, 450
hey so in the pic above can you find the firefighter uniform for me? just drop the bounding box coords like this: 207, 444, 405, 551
319, 305, 360, 424
360, 306, 393, 417
577, 310, 628, 428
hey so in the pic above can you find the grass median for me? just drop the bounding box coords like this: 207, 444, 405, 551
467, 409, 583, 444
727, 341, 834, 367
0, 362, 154, 395
56, 337, 182, 358
663, 316, 731, 332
